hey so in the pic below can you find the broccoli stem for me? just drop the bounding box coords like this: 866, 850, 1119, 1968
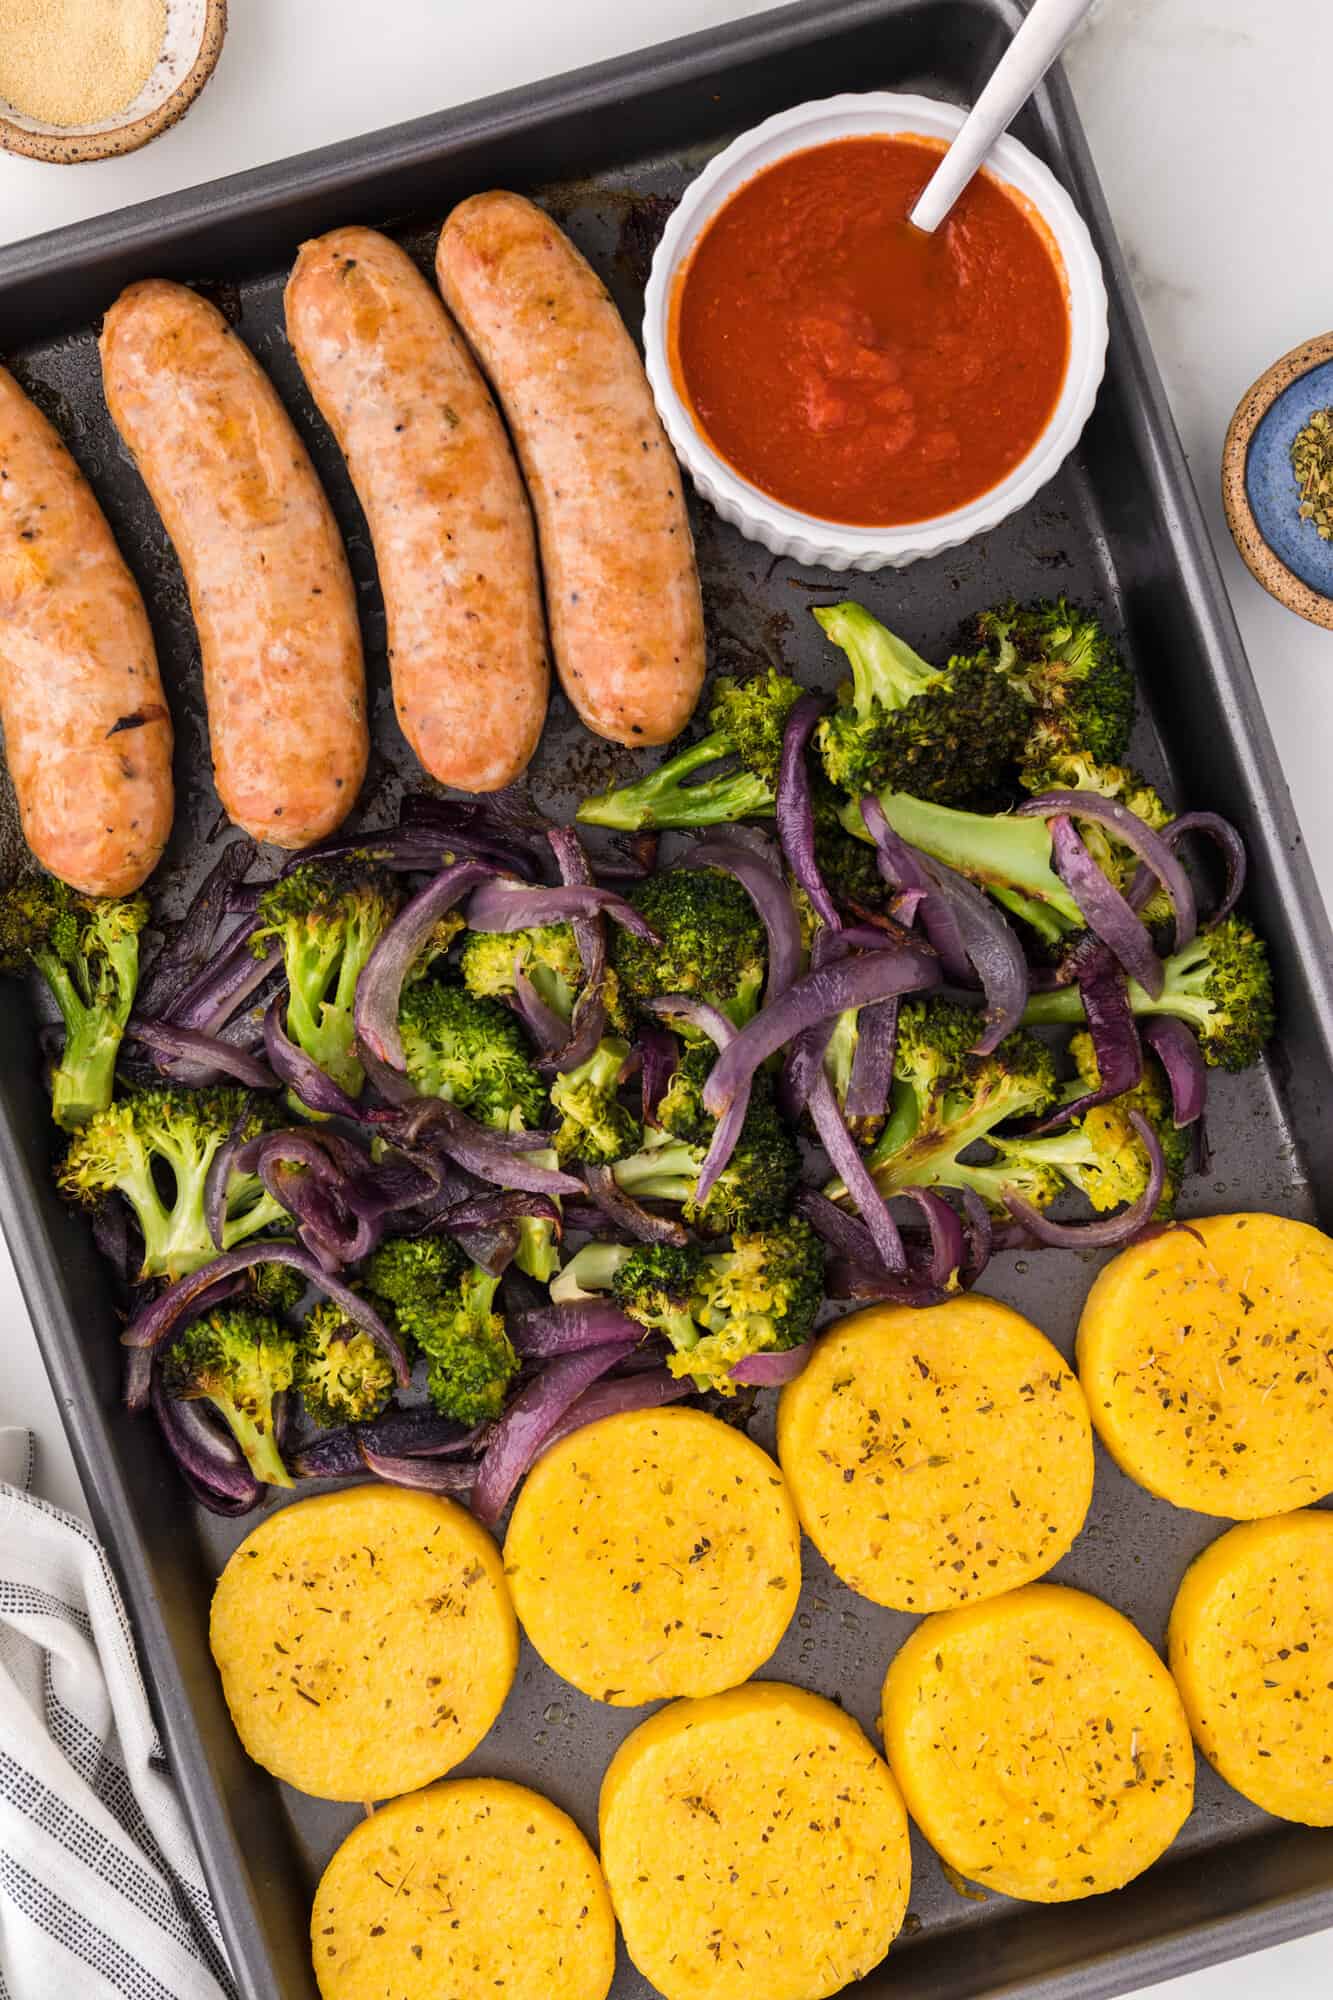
813, 602, 941, 712
207, 1396, 293, 1488
612, 1137, 699, 1204
577, 732, 775, 831
1023, 946, 1208, 1033
840, 790, 1082, 933
285, 929, 363, 1097
36, 949, 120, 1131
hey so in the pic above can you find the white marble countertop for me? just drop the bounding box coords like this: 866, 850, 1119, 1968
0, 2, 1328, 1994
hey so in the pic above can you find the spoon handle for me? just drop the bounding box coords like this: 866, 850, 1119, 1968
908, 0, 1094, 233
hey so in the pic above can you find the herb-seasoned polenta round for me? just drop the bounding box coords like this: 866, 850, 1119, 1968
776, 1297, 1093, 1611
1168, 1510, 1333, 1825
503, 1407, 799, 1704
599, 1681, 910, 2000
1076, 1213, 1333, 1517
312, 1778, 615, 2000
881, 1583, 1193, 1902
211, 1485, 516, 1802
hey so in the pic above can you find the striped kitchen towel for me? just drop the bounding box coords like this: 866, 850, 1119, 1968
0, 1429, 235, 2000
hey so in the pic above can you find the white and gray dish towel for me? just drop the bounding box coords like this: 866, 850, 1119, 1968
0, 1428, 235, 1999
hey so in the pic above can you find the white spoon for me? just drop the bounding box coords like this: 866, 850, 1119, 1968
909, 0, 1095, 233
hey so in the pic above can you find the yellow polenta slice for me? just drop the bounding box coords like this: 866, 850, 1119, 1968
1168, 1510, 1333, 1824
599, 1681, 910, 2000
211, 1485, 516, 1801
777, 1297, 1093, 1612
503, 1406, 799, 1704
881, 1583, 1193, 1902
312, 1777, 614, 2000
1076, 1212, 1333, 1517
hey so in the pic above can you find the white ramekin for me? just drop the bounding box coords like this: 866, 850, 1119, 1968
643, 92, 1109, 573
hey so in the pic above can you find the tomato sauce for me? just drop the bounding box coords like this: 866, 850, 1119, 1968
671, 135, 1070, 527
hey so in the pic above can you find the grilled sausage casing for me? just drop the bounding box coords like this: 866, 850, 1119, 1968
100, 280, 366, 850
285, 227, 548, 792
436, 191, 705, 748
0, 364, 173, 895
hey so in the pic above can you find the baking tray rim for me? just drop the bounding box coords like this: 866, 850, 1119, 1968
1, 1, 1331, 1996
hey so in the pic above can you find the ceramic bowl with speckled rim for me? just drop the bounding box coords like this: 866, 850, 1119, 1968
0, 0, 226, 166
643, 91, 1108, 573
1223, 331, 1333, 632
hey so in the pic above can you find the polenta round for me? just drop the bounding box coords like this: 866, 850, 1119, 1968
881, 1583, 1193, 1902
504, 1407, 800, 1704
312, 1778, 615, 2000
1168, 1510, 1333, 1825
1076, 1212, 1333, 1517
211, 1486, 516, 1801
599, 1681, 910, 2000
777, 1298, 1093, 1611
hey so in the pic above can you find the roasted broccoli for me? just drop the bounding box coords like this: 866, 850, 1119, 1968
613, 869, 768, 1030
58, 1085, 289, 1279
163, 1303, 295, 1487
247, 1260, 305, 1315
850, 1000, 1063, 1216
294, 1298, 395, 1429
1022, 914, 1274, 1071
815, 602, 1028, 805
459, 919, 584, 1022
398, 979, 546, 1128
840, 788, 1084, 946
1022, 750, 1174, 925
613, 1076, 799, 1234
0, 875, 148, 1130
364, 1235, 517, 1425
969, 597, 1135, 787
577, 669, 804, 830
549, 1035, 640, 1165
556, 1218, 824, 1391
985, 1031, 1191, 1220
251, 862, 399, 1099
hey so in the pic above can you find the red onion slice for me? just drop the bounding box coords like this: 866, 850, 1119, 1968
356, 1441, 477, 1493
545, 825, 613, 1074
639, 1023, 679, 1124
730, 1345, 812, 1385
466, 878, 657, 939
844, 998, 898, 1121
1020, 790, 1196, 950
777, 692, 840, 931
581, 1164, 690, 1246
128, 1018, 278, 1091
1142, 1017, 1208, 1126
535, 1368, 690, 1456
1049, 815, 1164, 999
512, 1300, 646, 1357
686, 830, 803, 1003
1027, 946, 1143, 1135
472, 1341, 637, 1524
805, 1070, 907, 1274
354, 858, 496, 1071
1004, 1109, 1166, 1246
861, 795, 969, 978
1128, 810, 1247, 929
151, 1366, 261, 1515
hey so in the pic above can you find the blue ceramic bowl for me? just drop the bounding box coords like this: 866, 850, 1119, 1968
1245, 358, 1333, 599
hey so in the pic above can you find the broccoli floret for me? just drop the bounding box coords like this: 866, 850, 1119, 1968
58, 1085, 289, 1279
294, 1298, 395, 1429
682, 1217, 824, 1388
577, 670, 804, 830
1019, 750, 1176, 932
0, 876, 148, 1130
614, 1079, 799, 1235
399, 979, 547, 1128
851, 1000, 1062, 1216
247, 1261, 305, 1315
987, 1033, 1190, 1221
252, 862, 399, 1099
459, 920, 584, 1023
610, 1241, 703, 1352
815, 602, 1028, 805
810, 774, 895, 919
1022, 915, 1274, 1072
613, 870, 768, 1030
163, 1303, 295, 1487
654, 1040, 714, 1146
364, 1237, 516, 1424
549, 1036, 640, 1165
840, 789, 1084, 946
970, 597, 1135, 784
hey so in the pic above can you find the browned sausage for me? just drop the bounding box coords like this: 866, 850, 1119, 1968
0, 363, 173, 895
436, 191, 705, 747
99, 280, 366, 850
285, 227, 548, 792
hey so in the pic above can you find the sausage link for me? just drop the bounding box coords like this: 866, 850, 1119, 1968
0, 364, 173, 894
436, 191, 705, 747
99, 280, 367, 850
285, 227, 547, 792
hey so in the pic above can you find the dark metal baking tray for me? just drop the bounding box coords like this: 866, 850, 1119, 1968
1, 2, 1331, 1996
